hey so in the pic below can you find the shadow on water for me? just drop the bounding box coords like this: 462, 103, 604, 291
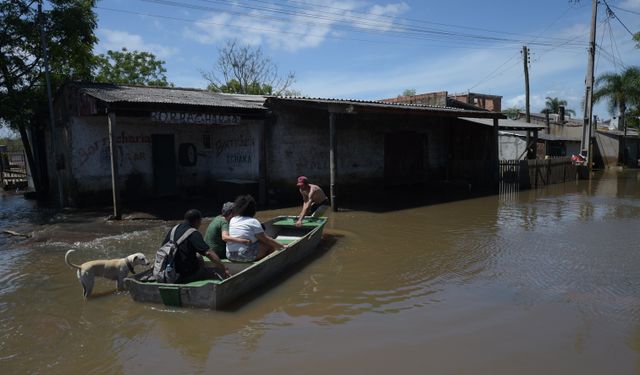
220, 234, 340, 312
336, 184, 496, 213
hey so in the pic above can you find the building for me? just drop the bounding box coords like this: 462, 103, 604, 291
39, 83, 504, 212
381, 91, 502, 112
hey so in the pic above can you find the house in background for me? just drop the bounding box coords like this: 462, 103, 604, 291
381, 91, 502, 112
38, 83, 505, 211
49, 83, 267, 207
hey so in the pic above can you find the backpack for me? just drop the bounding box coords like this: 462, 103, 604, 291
152, 225, 197, 283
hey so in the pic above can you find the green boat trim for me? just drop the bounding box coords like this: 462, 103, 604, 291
125, 215, 328, 309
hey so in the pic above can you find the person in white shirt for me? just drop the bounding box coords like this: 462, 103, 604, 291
226, 195, 284, 262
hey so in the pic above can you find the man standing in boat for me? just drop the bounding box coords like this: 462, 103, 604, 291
295, 176, 330, 227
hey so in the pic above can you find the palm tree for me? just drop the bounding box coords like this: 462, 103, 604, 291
542, 97, 576, 116
593, 66, 640, 136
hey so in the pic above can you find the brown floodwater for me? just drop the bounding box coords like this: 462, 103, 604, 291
1, 170, 640, 374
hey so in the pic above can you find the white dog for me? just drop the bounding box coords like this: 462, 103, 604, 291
65, 249, 149, 299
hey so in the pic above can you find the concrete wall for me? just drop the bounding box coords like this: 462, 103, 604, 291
596, 131, 620, 168
499, 133, 527, 160
266, 103, 496, 202
66, 115, 262, 204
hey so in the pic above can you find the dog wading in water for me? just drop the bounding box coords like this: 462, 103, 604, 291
65, 249, 149, 299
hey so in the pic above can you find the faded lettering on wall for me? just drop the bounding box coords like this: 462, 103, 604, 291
151, 112, 241, 125
211, 127, 258, 178
76, 131, 150, 170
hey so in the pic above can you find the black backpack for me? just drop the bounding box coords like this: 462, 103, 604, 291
152, 225, 196, 283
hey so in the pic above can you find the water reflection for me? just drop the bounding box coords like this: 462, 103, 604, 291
0, 170, 639, 374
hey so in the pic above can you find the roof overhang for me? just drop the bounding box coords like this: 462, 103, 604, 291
461, 117, 546, 130
267, 97, 505, 119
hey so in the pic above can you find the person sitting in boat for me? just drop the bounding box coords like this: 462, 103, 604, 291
227, 195, 284, 262
204, 202, 250, 259
163, 209, 229, 283
295, 176, 330, 227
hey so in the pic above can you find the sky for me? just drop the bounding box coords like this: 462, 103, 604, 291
3, 0, 639, 139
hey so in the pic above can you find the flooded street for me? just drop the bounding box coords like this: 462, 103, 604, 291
1, 170, 640, 374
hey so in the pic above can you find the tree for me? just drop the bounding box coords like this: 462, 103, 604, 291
593, 66, 640, 136
94, 48, 171, 86
399, 88, 416, 97
502, 106, 523, 120
202, 40, 295, 95
542, 97, 576, 116
1, 0, 97, 131
0, 0, 97, 193
634, 32, 640, 48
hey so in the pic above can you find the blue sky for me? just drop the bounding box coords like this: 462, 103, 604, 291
3, 0, 639, 138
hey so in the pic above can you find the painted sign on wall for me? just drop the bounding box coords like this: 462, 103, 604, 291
151, 112, 241, 125
209, 125, 259, 179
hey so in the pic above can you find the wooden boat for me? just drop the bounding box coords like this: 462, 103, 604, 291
124, 215, 327, 309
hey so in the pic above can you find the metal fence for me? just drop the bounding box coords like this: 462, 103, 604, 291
499, 157, 577, 193
1, 152, 28, 190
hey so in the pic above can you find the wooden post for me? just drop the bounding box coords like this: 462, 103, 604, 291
523, 46, 531, 123
0, 151, 4, 189
533, 129, 539, 159
258, 119, 268, 207
534, 159, 538, 189
493, 117, 500, 192
108, 112, 121, 219
329, 112, 337, 211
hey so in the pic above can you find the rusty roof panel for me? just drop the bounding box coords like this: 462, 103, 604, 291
75, 83, 267, 109
270, 96, 504, 118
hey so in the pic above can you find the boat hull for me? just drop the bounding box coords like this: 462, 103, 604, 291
125, 215, 326, 309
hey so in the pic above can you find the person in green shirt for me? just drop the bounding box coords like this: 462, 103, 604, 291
204, 202, 249, 259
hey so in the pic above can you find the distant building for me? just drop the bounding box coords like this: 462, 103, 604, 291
381, 91, 502, 112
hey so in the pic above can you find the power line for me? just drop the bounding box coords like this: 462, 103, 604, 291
97, 6, 575, 50
230, 0, 587, 44
129, 0, 587, 48
466, 2, 589, 92
602, 0, 634, 37
609, 4, 640, 17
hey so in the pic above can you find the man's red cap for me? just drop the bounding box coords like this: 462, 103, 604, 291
296, 176, 308, 186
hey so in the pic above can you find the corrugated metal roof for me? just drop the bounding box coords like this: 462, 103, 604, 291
461, 117, 547, 130
75, 83, 267, 109
538, 133, 582, 142
270, 96, 503, 118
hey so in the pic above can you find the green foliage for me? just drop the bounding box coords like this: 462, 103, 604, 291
634, 32, 640, 48
400, 88, 416, 97
0, 0, 97, 131
94, 48, 171, 87
593, 67, 640, 115
203, 40, 295, 95
542, 97, 576, 116
0, 137, 24, 152
626, 107, 640, 129
208, 79, 272, 95
593, 66, 640, 133
502, 106, 522, 120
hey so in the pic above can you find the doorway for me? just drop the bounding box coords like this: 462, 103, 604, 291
384, 132, 425, 186
152, 134, 177, 196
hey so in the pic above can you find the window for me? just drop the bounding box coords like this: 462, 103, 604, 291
203, 134, 212, 150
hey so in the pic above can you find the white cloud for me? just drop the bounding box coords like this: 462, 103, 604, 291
620, 0, 640, 10
184, 1, 410, 51
294, 14, 640, 121
97, 29, 178, 58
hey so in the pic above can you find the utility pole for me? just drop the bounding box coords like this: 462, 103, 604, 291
523, 45, 531, 123
38, 0, 64, 207
581, 0, 598, 174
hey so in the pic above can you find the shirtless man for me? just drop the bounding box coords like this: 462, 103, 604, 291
295, 176, 330, 227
